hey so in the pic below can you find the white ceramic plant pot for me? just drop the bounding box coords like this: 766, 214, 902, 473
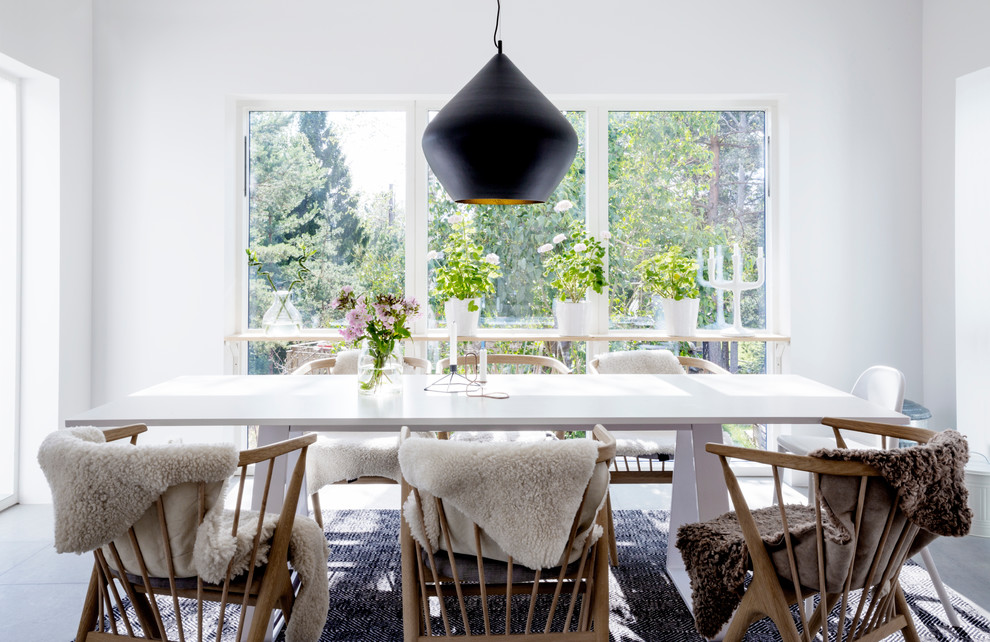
659, 297, 699, 336
556, 301, 588, 337
444, 298, 480, 336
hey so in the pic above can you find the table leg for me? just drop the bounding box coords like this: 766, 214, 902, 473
252, 425, 291, 514
667, 424, 729, 614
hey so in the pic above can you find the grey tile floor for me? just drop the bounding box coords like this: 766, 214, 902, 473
2, 481, 987, 641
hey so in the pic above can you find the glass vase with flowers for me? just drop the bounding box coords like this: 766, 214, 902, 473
331, 287, 421, 395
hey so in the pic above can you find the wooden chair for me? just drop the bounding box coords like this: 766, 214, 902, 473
587, 353, 729, 375
291, 352, 431, 528
399, 425, 615, 641
291, 353, 432, 375
774, 366, 960, 626
689, 418, 955, 642
67, 425, 319, 642
588, 350, 728, 565
436, 353, 570, 375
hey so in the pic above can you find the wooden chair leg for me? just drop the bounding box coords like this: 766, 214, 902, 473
806, 592, 839, 638
311, 491, 324, 529
895, 584, 922, 642
593, 537, 610, 642
76, 563, 102, 641
605, 492, 619, 567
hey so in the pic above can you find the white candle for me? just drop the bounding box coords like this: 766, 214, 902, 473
449, 320, 457, 369
478, 343, 488, 384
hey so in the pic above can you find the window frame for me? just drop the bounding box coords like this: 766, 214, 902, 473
0, 69, 20, 510
227, 97, 780, 375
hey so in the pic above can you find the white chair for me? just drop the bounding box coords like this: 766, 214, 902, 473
776, 365, 961, 627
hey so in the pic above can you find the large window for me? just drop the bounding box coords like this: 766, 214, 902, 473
245, 110, 406, 373
236, 102, 772, 382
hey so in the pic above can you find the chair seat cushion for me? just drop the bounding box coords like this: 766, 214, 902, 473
307, 433, 402, 491
103, 480, 225, 578
613, 430, 675, 457
595, 349, 684, 374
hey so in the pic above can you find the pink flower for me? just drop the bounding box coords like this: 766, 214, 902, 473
554, 200, 573, 213
538, 243, 553, 254
342, 286, 353, 294
483, 253, 500, 265
574, 242, 587, 252
552, 233, 567, 244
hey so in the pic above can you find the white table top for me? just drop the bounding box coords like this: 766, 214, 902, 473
65, 374, 908, 430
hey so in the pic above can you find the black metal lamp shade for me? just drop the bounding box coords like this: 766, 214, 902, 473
422, 52, 578, 205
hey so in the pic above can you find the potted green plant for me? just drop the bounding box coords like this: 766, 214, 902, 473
637, 246, 700, 336
539, 214, 608, 336
428, 212, 501, 335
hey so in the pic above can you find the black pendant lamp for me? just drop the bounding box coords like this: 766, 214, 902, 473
422, 2, 578, 205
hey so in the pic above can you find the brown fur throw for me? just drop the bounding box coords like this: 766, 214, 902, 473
809, 429, 972, 538
676, 430, 972, 638
676, 504, 842, 638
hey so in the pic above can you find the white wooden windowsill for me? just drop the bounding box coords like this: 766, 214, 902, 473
225, 329, 790, 343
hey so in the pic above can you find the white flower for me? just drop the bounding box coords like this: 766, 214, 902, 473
552, 233, 567, 245
426, 250, 438, 261
538, 243, 554, 254
600, 230, 611, 240
447, 214, 463, 225
554, 200, 573, 213
483, 253, 501, 265
574, 242, 587, 252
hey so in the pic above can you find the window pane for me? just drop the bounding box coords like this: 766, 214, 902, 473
607, 111, 767, 342
426, 111, 586, 330
246, 111, 405, 373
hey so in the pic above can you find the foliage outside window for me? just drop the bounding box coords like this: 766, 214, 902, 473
426, 111, 587, 329
608, 111, 766, 332
246, 111, 405, 373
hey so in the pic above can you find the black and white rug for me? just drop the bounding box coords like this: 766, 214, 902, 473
96, 509, 990, 641
316, 509, 990, 642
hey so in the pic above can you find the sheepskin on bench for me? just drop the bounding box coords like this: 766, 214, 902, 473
38, 427, 328, 642
675, 429, 972, 638
399, 434, 607, 571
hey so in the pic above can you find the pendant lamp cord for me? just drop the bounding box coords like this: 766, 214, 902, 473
494, 0, 502, 53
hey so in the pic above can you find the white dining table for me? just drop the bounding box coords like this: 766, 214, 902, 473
66, 372, 908, 615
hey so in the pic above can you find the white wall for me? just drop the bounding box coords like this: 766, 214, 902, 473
89, 0, 925, 405
0, 0, 93, 502
922, 0, 990, 437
